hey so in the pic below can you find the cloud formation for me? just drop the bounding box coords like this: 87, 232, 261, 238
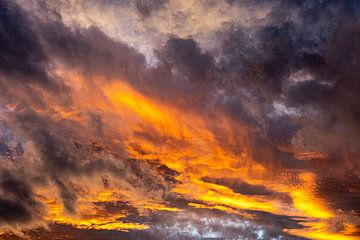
0, 0, 360, 239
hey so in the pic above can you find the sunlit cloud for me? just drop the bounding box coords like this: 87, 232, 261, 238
0, 0, 360, 239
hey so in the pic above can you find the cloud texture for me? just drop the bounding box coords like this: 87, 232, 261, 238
0, 0, 360, 239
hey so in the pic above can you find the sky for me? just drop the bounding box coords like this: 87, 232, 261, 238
0, 0, 360, 239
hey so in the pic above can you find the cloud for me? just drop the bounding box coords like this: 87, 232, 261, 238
0, 0, 49, 86
0, 171, 43, 226
0, 0, 360, 239
135, 0, 168, 17
201, 177, 276, 196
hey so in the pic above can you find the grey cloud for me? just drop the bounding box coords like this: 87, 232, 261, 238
135, 0, 168, 17
0, 171, 43, 225
201, 177, 276, 196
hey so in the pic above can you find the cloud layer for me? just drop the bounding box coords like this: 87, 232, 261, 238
0, 0, 360, 239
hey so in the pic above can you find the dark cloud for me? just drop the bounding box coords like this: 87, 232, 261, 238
125, 158, 179, 195
0, 0, 48, 85
0, 142, 12, 158
201, 177, 275, 196
157, 38, 213, 83
0, 0, 71, 99
267, 116, 301, 145
286, 80, 335, 105
93, 200, 139, 216
43, 23, 146, 85
316, 173, 360, 215
0, 198, 33, 224
135, 0, 168, 17
325, 19, 360, 118
212, 0, 360, 175
0, 171, 42, 224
